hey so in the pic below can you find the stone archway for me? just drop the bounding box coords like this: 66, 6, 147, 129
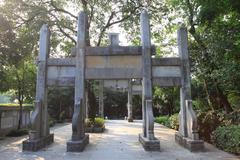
22, 10, 203, 152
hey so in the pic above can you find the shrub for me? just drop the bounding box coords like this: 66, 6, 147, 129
155, 116, 170, 127
197, 111, 223, 142
49, 117, 57, 127
58, 111, 65, 123
169, 113, 179, 130
85, 117, 105, 128
212, 125, 240, 154
94, 117, 105, 128
7, 128, 29, 137
85, 118, 94, 128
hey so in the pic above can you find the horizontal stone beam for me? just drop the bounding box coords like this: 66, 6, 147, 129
86, 68, 142, 79
103, 80, 128, 88
152, 57, 181, 66
153, 77, 181, 87
47, 58, 75, 66
132, 85, 142, 92
152, 66, 181, 77
47, 66, 181, 86
47, 57, 181, 67
71, 46, 156, 56
46, 56, 182, 86
47, 78, 75, 87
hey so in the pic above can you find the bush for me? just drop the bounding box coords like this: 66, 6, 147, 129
94, 117, 105, 128
58, 111, 65, 123
155, 116, 170, 127
212, 125, 240, 154
197, 111, 223, 142
169, 113, 179, 130
7, 128, 29, 137
49, 117, 57, 127
85, 117, 105, 128
85, 118, 94, 128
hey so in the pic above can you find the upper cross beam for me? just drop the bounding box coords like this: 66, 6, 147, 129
71, 46, 156, 56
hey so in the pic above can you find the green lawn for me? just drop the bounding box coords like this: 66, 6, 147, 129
0, 103, 32, 107
0, 103, 33, 110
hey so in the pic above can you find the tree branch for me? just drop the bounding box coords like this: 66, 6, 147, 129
50, 0, 77, 19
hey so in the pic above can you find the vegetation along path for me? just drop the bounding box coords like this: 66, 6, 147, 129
0, 120, 239, 160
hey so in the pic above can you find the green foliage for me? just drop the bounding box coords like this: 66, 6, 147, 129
6, 128, 29, 137
169, 113, 179, 130
153, 87, 180, 116
48, 87, 74, 120
85, 118, 94, 128
197, 111, 223, 142
85, 117, 105, 128
58, 111, 66, 123
212, 125, 240, 154
0, 103, 33, 110
155, 114, 179, 130
49, 117, 57, 127
155, 116, 170, 127
94, 117, 105, 128
104, 88, 127, 119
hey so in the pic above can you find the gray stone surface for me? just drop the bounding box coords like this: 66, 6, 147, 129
0, 120, 239, 160
127, 80, 133, 122
139, 134, 160, 151
67, 134, 89, 152
98, 80, 104, 118
175, 132, 204, 152
22, 134, 54, 152
0, 107, 30, 136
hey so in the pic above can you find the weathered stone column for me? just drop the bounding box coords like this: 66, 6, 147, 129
127, 80, 133, 122
175, 27, 204, 151
139, 10, 160, 151
99, 80, 104, 118
22, 24, 54, 151
85, 90, 89, 119
67, 11, 89, 152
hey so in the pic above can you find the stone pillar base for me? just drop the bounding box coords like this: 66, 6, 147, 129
175, 132, 204, 152
139, 134, 160, 151
128, 118, 133, 122
67, 134, 89, 152
22, 134, 54, 151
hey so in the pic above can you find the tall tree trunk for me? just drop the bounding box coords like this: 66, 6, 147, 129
215, 84, 233, 113
17, 90, 23, 130
203, 79, 215, 110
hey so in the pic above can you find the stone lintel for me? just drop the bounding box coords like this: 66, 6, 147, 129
175, 132, 204, 152
71, 46, 156, 56
22, 134, 54, 152
139, 134, 160, 151
67, 134, 89, 152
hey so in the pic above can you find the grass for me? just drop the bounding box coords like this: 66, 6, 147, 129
0, 103, 34, 110
0, 103, 32, 107
6, 128, 29, 137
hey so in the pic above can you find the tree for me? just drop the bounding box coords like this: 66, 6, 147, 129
0, 14, 37, 129
167, 0, 240, 113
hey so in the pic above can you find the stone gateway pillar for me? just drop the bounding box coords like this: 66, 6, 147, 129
67, 11, 89, 152
138, 10, 160, 151
175, 27, 204, 151
127, 80, 133, 122
22, 24, 54, 151
99, 80, 104, 118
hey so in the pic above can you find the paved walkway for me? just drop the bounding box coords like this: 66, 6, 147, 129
0, 120, 239, 160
